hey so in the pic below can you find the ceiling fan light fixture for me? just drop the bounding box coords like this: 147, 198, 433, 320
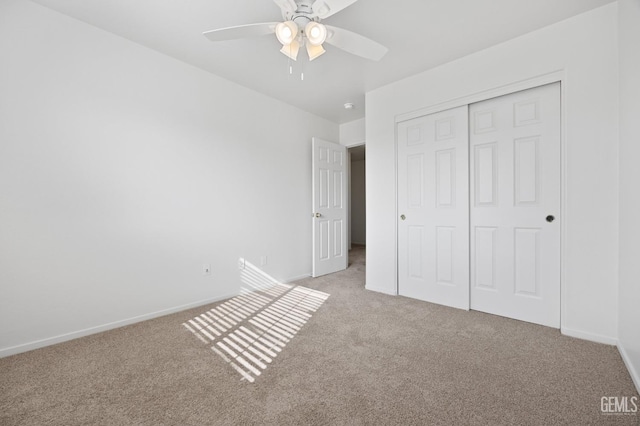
306, 40, 326, 61
203, 0, 389, 64
275, 21, 298, 45
280, 38, 300, 60
305, 22, 327, 46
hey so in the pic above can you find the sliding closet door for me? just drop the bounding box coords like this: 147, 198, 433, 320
469, 83, 561, 328
397, 105, 469, 310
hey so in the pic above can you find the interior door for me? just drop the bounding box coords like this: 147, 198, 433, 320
469, 82, 561, 328
312, 137, 348, 277
397, 105, 470, 309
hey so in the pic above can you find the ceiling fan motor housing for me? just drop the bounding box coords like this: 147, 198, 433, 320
284, 0, 318, 26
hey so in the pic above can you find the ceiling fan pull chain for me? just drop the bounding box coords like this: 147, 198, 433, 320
286, 49, 293, 78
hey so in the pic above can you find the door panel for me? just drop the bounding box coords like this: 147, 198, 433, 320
397, 105, 469, 310
312, 138, 347, 277
470, 82, 561, 328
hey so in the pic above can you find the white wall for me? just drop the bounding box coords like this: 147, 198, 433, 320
0, 0, 338, 356
350, 159, 366, 245
339, 118, 365, 147
617, 0, 640, 392
366, 4, 619, 343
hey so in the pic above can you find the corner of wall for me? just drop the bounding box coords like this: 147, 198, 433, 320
618, 343, 640, 395
616, 0, 640, 396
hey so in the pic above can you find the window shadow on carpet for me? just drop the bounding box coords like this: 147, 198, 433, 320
183, 259, 329, 383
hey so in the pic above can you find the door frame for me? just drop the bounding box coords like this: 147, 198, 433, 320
346, 142, 366, 252
394, 70, 567, 326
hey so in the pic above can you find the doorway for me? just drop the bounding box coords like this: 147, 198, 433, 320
349, 145, 366, 252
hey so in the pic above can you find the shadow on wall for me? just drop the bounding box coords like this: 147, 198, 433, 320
183, 259, 329, 383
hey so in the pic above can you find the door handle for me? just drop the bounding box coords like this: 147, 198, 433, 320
400, 214, 406, 221
546, 215, 555, 223
315, 213, 322, 218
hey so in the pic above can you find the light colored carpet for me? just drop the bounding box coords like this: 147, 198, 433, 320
1, 245, 638, 425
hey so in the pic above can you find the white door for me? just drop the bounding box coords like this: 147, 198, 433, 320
312, 138, 348, 277
469, 82, 561, 328
397, 105, 470, 309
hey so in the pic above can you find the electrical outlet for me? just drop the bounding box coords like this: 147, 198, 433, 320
238, 258, 245, 270
203, 264, 211, 275
260, 256, 268, 266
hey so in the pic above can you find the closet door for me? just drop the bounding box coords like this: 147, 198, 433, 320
397, 105, 469, 310
469, 83, 561, 328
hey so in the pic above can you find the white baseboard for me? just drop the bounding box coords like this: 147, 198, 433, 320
365, 285, 397, 296
618, 343, 640, 395
0, 293, 238, 359
561, 326, 618, 346
283, 273, 311, 284
564, 328, 640, 394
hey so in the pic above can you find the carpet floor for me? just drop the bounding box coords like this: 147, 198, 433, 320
1, 245, 638, 425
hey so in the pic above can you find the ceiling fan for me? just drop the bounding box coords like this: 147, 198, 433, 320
203, 0, 388, 62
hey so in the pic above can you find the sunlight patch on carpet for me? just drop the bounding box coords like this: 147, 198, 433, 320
183, 260, 329, 383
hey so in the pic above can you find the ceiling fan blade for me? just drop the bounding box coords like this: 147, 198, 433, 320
312, 0, 359, 19
203, 22, 278, 42
273, 0, 297, 15
324, 25, 388, 61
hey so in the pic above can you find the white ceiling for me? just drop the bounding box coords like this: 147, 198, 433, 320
31, 0, 615, 124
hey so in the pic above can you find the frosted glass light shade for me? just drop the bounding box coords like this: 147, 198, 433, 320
280, 39, 300, 60
305, 22, 327, 46
306, 41, 326, 61
276, 21, 298, 45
